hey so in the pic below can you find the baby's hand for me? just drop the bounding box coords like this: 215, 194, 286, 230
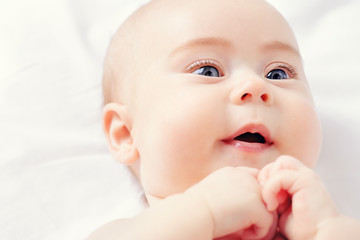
258, 156, 339, 240
186, 166, 277, 240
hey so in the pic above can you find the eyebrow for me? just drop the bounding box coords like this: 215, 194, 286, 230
169, 37, 233, 57
260, 40, 301, 57
169, 38, 302, 60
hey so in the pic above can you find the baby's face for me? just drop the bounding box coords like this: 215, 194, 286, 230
120, 0, 321, 201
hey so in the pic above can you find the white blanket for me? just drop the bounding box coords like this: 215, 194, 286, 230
1, 0, 359, 239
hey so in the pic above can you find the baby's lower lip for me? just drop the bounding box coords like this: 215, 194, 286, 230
222, 139, 273, 152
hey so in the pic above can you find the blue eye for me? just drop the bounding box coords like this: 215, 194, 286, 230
193, 66, 220, 77
266, 69, 289, 80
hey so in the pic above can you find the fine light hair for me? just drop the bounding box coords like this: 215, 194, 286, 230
102, 3, 149, 105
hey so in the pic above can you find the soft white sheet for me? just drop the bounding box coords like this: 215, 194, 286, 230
1, 0, 359, 239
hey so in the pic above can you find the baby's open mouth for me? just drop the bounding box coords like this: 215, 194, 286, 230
222, 124, 273, 152
233, 132, 266, 144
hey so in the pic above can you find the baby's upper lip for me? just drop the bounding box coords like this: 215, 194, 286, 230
222, 123, 273, 145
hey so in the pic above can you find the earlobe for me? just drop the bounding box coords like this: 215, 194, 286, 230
102, 103, 139, 165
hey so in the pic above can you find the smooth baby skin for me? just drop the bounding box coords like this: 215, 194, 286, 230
104, 0, 321, 203
259, 156, 360, 240
98, 0, 320, 239
90, 0, 360, 239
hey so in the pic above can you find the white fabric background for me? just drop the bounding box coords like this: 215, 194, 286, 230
1, 0, 359, 239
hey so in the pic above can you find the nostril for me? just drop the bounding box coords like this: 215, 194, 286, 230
237, 92, 270, 103
241, 93, 251, 101
261, 94, 268, 102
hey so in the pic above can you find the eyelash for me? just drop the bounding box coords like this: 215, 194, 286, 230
185, 59, 298, 79
185, 59, 225, 76
267, 63, 298, 79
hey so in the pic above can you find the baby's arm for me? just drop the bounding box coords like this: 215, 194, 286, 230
87, 191, 214, 240
259, 155, 360, 240
87, 167, 276, 240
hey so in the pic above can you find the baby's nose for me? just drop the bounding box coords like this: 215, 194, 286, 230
230, 73, 273, 105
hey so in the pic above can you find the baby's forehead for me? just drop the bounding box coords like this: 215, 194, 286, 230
108, 0, 297, 78
121, 0, 294, 55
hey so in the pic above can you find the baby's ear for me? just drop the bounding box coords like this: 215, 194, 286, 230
102, 103, 139, 165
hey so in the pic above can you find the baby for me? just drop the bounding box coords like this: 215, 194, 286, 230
88, 0, 360, 239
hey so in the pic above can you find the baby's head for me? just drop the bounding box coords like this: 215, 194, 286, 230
102, 0, 322, 203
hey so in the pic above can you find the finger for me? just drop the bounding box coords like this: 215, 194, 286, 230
236, 166, 260, 178
277, 196, 291, 215
258, 155, 303, 186
258, 162, 276, 186
278, 207, 293, 239
273, 232, 288, 240
268, 156, 304, 177
262, 169, 300, 211
259, 211, 278, 240
242, 208, 277, 240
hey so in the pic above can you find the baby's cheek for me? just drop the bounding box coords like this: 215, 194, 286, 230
138, 128, 209, 197
299, 108, 322, 167
281, 101, 321, 167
